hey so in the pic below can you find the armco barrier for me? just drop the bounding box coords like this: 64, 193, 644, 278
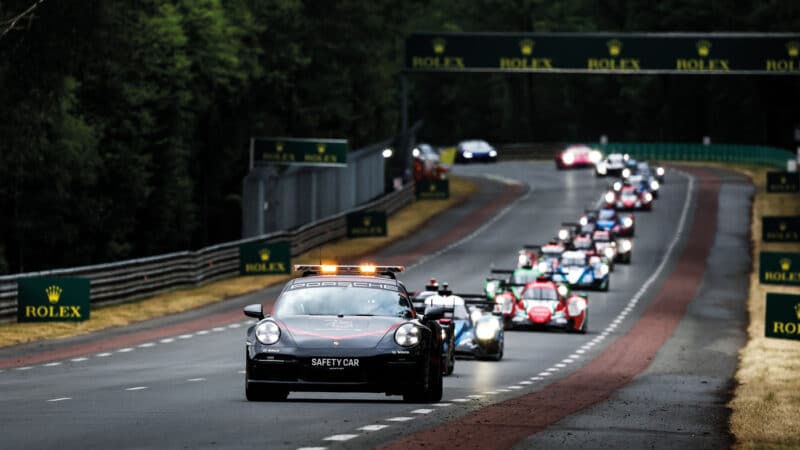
0, 184, 414, 322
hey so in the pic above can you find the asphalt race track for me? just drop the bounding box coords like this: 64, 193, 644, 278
0, 162, 748, 450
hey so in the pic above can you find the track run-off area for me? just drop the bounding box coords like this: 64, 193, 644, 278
0, 161, 751, 450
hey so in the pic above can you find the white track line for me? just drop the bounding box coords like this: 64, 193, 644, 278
125, 386, 148, 391
322, 434, 358, 441
47, 397, 71, 402
358, 424, 389, 431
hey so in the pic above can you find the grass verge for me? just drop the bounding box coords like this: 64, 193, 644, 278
0, 177, 477, 349
697, 164, 800, 449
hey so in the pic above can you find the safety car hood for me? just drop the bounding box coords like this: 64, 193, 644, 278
277, 316, 402, 348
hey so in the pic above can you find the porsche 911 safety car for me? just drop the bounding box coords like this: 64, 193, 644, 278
555, 145, 603, 170
508, 278, 588, 332
550, 250, 610, 291
244, 264, 445, 402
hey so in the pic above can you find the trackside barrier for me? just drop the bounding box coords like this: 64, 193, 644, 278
0, 184, 414, 322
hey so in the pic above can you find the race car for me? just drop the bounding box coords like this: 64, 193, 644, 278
423, 287, 504, 361
244, 264, 445, 402
517, 245, 541, 267
557, 222, 580, 246
578, 210, 599, 234
595, 208, 635, 237
551, 250, 610, 291
594, 152, 627, 177
508, 277, 588, 332
604, 184, 653, 211
592, 229, 633, 265
555, 145, 603, 170
456, 139, 498, 163
411, 280, 456, 377
537, 241, 567, 274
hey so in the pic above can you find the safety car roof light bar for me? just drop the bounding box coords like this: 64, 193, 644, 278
294, 264, 405, 279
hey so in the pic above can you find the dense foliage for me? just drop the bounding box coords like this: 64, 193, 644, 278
0, 0, 797, 273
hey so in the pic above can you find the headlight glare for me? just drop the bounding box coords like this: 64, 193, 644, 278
470, 309, 483, 323
589, 150, 603, 163
622, 217, 634, 228
644, 192, 653, 202
656, 167, 665, 176
650, 180, 660, 191
620, 239, 632, 252
463, 151, 473, 159
255, 321, 281, 345
395, 323, 421, 347
604, 191, 616, 203
622, 168, 631, 178
489, 150, 498, 157
562, 152, 575, 165
475, 318, 500, 340
557, 284, 569, 297
604, 247, 615, 258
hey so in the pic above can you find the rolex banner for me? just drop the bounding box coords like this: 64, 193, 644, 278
763, 216, 800, 242
347, 211, 387, 238
252, 137, 348, 167
760, 252, 800, 286
416, 179, 450, 200
17, 277, 90, 322
765, 293, 800, 341
239, 241, 291, 275
766, 172, 800, 193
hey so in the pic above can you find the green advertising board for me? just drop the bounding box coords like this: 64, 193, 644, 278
766, 171, 800, 193
251, 137, 348, 167
347, 211, 387, 238
763, 216, 800, 242
239, 241, 291, 275
765, 293, 800, 341
760, 252, 800, 286
405, 32, 800, 75
416, 179, 449, 199
17, 277, 90, 322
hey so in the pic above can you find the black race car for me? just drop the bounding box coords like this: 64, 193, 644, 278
243, 264, 445, 402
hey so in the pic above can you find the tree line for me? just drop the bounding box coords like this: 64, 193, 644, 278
0, 0, 797, 273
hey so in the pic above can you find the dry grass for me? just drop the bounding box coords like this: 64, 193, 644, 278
703, 164, 800, 450
0, 178, 477, 348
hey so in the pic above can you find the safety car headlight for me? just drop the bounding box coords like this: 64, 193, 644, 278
562, 152, 575, 165
622, 217, 634, 228
558, 229, 569, 241
580, 217, 588, 226
644, 192, 653, 202
470, 309, 483, 324
656, 167, 665, 176
589, 150, 603, 164
650, 180, 660, 191
463, 151, 473, 159
395, 323, 421, 347
538, 262, 549, 273
620, 239, 632, 252
475, 317, 500, 341
604, 247, 615, 258
255, 321, 281, 345
557, 284, 569, 297
489, 150, 498, 157
567, 298, 587, 317
622, 168, 631, 178
604, 191, 616, 203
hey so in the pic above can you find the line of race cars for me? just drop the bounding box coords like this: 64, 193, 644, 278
241, 153, 665, 402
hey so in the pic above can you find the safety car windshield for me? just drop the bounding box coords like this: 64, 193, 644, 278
274, 285, 412, 318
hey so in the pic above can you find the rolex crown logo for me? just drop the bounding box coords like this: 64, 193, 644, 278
46, 285, 63, 304
696, 40, 711, 57
432, 38, 446, 55
780, 258, 792, 272
317, 143, 326, 154
779, 222, 788, 232
519, 39, 535, 56
363, 216, 372, 227
607, 39, 622, 57
276, 142, 284, 152
787, 41, 799, 58
259, 248, 270, 262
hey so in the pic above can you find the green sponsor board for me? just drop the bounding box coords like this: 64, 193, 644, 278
416, 179, 449, 199
765, 293, 800, 340
766, 171, 799, 193
405, 32, 800, 75
763, 216, 800, 242
239, 241, 291, 275
17, 277, 90, 322
252, 138, 348, 167
760, 252, 800, 285
347, 211, 387, 238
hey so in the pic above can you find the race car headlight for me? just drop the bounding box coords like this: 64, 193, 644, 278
580, 217, 588, 226
599, 264, 610, 276
470, 309, 483, 324
395, 323, 421, 347
440, 328, 447, 340
656, 167, 665, 176
604, 247, 615, 258
649, 180, 660, 191
518, 254, 529, 266
255, 321, 281, 345
538, 262, 549, 273
475, 317, 500, 341
597, 164, 607, 175
463, 151, 473, 159
557, 284, 569, 297
622, 217, 634, 228
620, 239, 632, 252
613, 181, 622, 192
562, 152, 575, 165
412, 148, 420, 158
622, 168, 631, 178
567, 298, 587, 317
558, 229, 569, 241
623, 153, 630, 161
589, 150, 603, 164
489, 149, 498, 157
604, 191, 616, 203
644, 192, 653, 202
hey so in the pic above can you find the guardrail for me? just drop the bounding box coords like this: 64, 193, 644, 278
0, 184, 415, 322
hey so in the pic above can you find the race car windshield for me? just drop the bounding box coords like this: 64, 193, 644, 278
274, 287, 412, 318
522, 287, 558, 301
598, 210, 615, 220
621, 191, 637, 198
574, 239, 592, 249
511, 270, 539, 284
562, 256, 585, 267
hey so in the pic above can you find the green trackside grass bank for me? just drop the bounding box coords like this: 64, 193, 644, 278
0, 178, 477, 349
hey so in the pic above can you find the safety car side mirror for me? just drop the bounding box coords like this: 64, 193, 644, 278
243, 304, 265, 320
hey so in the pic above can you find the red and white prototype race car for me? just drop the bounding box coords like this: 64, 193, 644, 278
554, 145, 603, 170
